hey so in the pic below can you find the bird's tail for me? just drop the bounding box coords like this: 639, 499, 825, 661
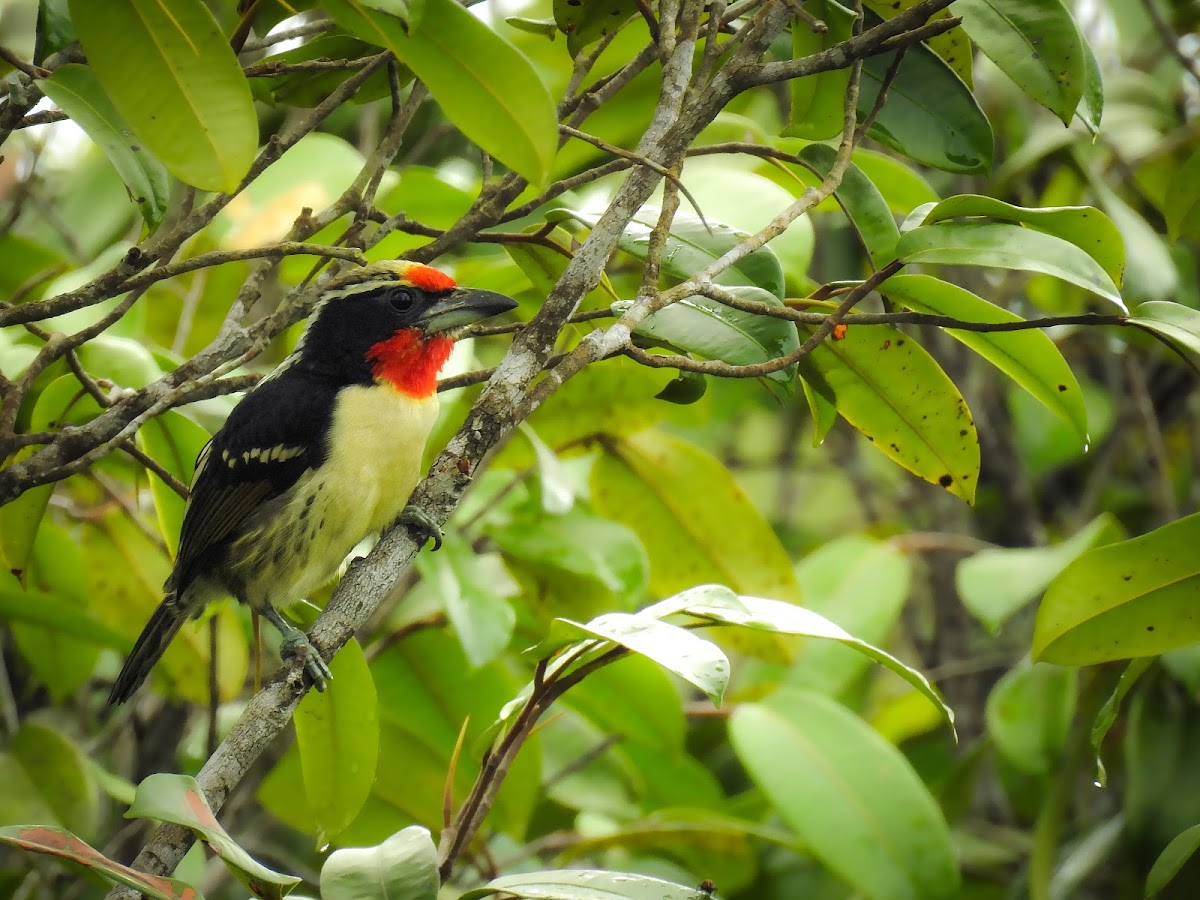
107, 594, 186, 705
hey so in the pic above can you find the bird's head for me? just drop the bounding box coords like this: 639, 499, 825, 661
300, 261, 517, 397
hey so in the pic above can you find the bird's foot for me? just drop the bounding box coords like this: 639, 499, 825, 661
398, 504, 443, 551
280, 630, 333, 691
262, 607, 332, 691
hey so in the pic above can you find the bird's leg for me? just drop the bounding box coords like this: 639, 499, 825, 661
398, 504, 444, 551
261, 606, 332, 691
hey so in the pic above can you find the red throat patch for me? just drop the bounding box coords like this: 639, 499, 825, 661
367, 329, 454, 398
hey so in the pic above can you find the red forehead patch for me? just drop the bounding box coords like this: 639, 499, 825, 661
403, 263, 456, 293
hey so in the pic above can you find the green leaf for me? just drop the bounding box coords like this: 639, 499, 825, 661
555, 613, 729, 704
1129, 301, 1200, 359
655, 586, 953, 729
955, 0, 1086, 125
957, 513, 1121, 634
460, 868, 703, 900
1147, 823, 1200, 898
553, 0, 637, 56
492, 357, 676, 468
135, 411, 210, 558
490, 508, 648, 601
38, 64, 170, 230
797, 323, 981, 502
326, 0, 557, 185
420, 539, 515, 668
788, 536, 913, 696
858, 41, 992, 174
882, 274, 1087, 440
0, 825, 203, 900
9, 722, 99, 840
258, 36, 396, 107
799, 143, 900, 266
730, 689, 960, 900
914, 194, 1125, 287
294, 638, 380, 845
321, 826, 437, 900
551, 208, 786, 298
801, 377, 838, 445
126, 773, 300, 897
506, 16, 558, 38
862, 0, 972, 85
786, 0, 856, 141
590, 430, 803, 605
68, 0, 256, 192
985, 663, 1077, 775
896, 221, 1125, 309
615, 286, 800, 390
0, 448, 54, 583
1165, 146, 1200, 241
1076, 36, 1104, 133
0, 586, 130, 649
1034, 511, 1200, 665
1090, 657, 1153, 788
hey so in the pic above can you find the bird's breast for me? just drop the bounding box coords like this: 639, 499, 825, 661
324, 383, 440, 532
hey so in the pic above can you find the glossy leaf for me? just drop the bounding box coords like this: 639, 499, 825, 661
38, 64, 169, 230
258, 36, 395, 107
796, 323, 981, 502
882, 274, 1087, 439
321, 826, 437, 900
985, 663, 1077, 775
787, 0, 856, 140
1034, 511, 1200, 664
648, 585, 952, 728
0, 826, 202, 900
0, 448, 54, 583
800, 143, 900, 266
956, 0, 1086, 124
556, 612, 730, 704
858, 42, 992, 174
1129, 301, 1200, 359
68, 0, 256, 192
614, 286, 800, 389
551, 208, 786, 298
553, 0, 637, 56
460, 869, 702, 900
294, 638, 379, 845
126, 773, 300, 897
730, 689, 960, 900
0, 585, 129, 649
895, 221, 1125, 309
914, 194, 1125, 286
326, 0, 557, 185
957, 513, 1120, 634
862, 0, 972, 85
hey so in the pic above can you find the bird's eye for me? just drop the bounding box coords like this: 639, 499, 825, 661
389, 288, 416, 312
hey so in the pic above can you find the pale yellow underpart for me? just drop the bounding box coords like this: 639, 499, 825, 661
220, 384, 439, 612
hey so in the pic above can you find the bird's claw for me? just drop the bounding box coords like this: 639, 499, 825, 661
280, 630, 333, 691
399, 504, 444, 551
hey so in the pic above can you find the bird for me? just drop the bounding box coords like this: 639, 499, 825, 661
107, 260, 518, 704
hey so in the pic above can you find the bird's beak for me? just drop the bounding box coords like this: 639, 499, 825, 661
419, 288, 518, 334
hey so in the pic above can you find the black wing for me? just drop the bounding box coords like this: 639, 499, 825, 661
171, 370, 338, 593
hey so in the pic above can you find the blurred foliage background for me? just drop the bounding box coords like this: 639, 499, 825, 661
2, 0, 1200, 898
